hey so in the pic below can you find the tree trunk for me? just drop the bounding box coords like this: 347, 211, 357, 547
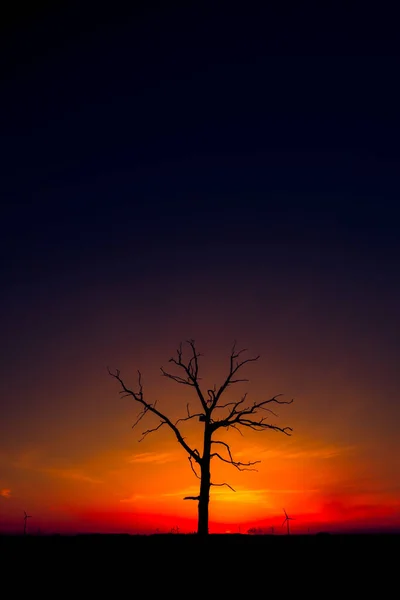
197, 425, 212, 536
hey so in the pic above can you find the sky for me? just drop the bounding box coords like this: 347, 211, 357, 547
1, 3, 400, 535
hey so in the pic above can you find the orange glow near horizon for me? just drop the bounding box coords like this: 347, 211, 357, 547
1, 333, 400, 535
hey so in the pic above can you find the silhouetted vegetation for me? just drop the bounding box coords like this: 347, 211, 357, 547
109, 340, 293, 535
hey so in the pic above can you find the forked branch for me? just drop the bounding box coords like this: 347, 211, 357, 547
107, 367, 200, 462
211, 440, 260, 471
211, 342, 260, 408
211, 481, 236, 492
160, 340, 208, 411
175, 403, 204, 426
213, 394, 293, 435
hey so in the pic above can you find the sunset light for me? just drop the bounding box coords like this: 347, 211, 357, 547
1, 3, 399, 547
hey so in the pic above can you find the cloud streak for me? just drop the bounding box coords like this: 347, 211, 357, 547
235, 442, 355, 461
120, 494, 148, 503
42, 468, 102, 484
0, 489, 11, 498
4, 448, 102, 484
161, 486, 318, 503
127, 452, 176, 465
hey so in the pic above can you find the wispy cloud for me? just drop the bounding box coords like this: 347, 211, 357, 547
161, 486, 318, 503
5, 448, 102, 484
120, 493, 148, 503
0, 488, 11, 498
284, 445, 355, 460
11, 448, 43, 469
42, 468, 102, 484
161, 487, 199, 499
235, 443, 354, 461
127, 452, 176, 465
212, 486, 319, 502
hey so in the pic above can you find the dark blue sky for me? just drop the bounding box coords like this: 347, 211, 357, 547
1, 3, 399, 357
2, 4, 400, 281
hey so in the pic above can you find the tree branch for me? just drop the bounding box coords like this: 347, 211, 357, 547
211, 481, 236, 492
175, 403, 205, 425
188, 455, 201, 479
108, 367, 201, 463
160, 340, 208, 411
211, 341, 260, 408
139, 420, 167, 442
215, 393, 248, 420
212, 394, 293, 435
210, 440, 260, 471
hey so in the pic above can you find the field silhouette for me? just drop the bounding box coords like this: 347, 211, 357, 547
1, 532, 396, 593
2, 531, 397, 558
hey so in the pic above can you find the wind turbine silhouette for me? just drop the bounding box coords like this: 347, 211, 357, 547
282, 508, 294, 535
23, 511, 32, 535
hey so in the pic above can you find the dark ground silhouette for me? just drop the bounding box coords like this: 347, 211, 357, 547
1, 533, 396, 592
2, 532, 397, 559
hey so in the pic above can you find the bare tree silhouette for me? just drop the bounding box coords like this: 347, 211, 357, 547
23, 511, 32, 535
109, 340, 293, 536
282, 508, 295, 535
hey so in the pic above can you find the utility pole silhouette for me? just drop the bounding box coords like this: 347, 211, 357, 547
23, 511, 32, 535
282, 508, 295, 535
